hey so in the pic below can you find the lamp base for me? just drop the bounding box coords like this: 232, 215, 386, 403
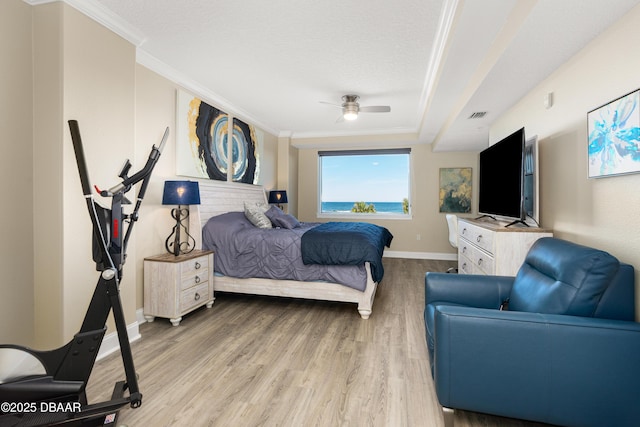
165, 206, 196, 256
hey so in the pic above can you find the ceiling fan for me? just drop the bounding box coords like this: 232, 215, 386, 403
320, 95, 391, 122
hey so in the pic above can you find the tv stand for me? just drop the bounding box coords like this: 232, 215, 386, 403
475, 214, 497, 221
457, 218, 552, 276
505, 219, 530, 228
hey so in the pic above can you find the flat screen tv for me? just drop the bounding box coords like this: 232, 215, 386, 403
478, 127, 526, 226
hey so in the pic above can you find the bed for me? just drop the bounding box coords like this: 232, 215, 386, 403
188, 181, 392, 319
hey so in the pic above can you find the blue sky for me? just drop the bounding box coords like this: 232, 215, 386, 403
321, 154, 410, 202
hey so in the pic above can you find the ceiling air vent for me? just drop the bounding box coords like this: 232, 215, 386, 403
468, 111, 487, 119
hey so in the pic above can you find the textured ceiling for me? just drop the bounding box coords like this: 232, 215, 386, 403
69, 0, 640, 151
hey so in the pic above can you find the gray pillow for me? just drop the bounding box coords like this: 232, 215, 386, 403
274, 213, 301, 229
265, 205, 300, 229
244, 201, 272, 228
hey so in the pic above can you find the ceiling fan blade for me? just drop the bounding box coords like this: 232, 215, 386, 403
319, 101, 343, 109
335, 114, 345, 123
359, 105, 391, 113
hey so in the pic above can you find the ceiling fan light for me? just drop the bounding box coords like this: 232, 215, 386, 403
343, 111, 358, 121
343, 104, 359, 121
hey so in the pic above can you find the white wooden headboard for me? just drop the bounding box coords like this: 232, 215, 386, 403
188, 180, 268, 249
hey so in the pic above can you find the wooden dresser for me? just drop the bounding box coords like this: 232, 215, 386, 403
143, 250, 215, 326
457, 218, 552, 276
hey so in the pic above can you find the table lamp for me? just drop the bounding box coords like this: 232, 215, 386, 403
162, 180, 201, 256
268, 190, 288, 210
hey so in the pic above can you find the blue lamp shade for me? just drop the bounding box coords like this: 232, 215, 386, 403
162, 181, 201, 205
268, 190, 288, 204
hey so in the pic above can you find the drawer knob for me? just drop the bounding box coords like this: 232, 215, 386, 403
462, 246, 467, 253
477, 235, 482, 242
462, 228, 467, 235
194, 292, 201, 301
478, 258, 483, 266
195, 275, 201, 284
195, 262, 201, 269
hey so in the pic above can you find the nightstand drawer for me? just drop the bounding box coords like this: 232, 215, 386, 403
180, 268, 209, 291
180, 282, 210, 313
181, 254, 209, 278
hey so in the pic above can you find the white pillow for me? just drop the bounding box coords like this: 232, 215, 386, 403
244, 201, 272, 228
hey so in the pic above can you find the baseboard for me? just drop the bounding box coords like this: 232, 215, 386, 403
96, 309, 144, 361
136, 307, 147, 326
384, 250, 457, 261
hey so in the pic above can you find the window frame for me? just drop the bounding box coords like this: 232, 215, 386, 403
317, 148, 412, 220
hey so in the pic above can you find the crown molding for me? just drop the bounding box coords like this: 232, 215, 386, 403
290, 126, 418, 140
24, 0, 147, 46
290, 134, 419, 150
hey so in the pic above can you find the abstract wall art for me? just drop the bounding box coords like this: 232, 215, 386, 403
588, 88, 640, 178
439, 167, 472, 213
176, 90, 262, 184
231, 117, 260, 184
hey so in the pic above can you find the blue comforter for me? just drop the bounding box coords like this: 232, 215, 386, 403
301, 222, 393, 283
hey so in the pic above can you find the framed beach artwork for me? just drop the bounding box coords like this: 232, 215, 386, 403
439, 167, 472, 213
176, 90, 262, 184
588, 88, 640, 178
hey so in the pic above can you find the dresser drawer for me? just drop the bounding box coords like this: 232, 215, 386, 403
459, 240, 495, 274
458, 254, 475, 274
459, 221, 495, 254
180, 282, 210, 313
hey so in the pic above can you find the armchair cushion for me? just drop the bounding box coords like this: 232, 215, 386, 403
508, 237, 620, 316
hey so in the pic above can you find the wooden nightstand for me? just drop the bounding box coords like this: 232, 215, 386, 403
143, 250, 215, 326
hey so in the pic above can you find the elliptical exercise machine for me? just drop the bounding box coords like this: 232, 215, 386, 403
0, 120, 167, 426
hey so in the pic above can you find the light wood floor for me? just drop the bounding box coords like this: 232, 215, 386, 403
86, 258, 550, 427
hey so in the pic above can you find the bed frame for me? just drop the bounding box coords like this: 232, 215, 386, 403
188, 180, 378, 319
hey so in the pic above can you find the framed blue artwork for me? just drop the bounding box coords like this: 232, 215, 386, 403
588, 88, 640, 178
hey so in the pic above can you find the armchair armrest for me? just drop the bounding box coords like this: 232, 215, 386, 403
425, 272, 514, 310
433, 305, 640, 427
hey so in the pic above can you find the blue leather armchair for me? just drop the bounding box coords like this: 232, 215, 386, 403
425, 237, 639, 427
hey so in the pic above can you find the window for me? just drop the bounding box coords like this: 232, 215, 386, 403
319, 148, 411, 217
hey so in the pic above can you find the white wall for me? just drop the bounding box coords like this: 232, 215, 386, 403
0, 0, 34, 346
491, 4, 640, 318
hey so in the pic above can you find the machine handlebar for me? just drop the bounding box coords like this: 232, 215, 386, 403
68, 120, 93, 197
68, 121, 169, 198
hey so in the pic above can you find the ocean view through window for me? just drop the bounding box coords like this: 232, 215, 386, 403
319, 149, 411, 216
